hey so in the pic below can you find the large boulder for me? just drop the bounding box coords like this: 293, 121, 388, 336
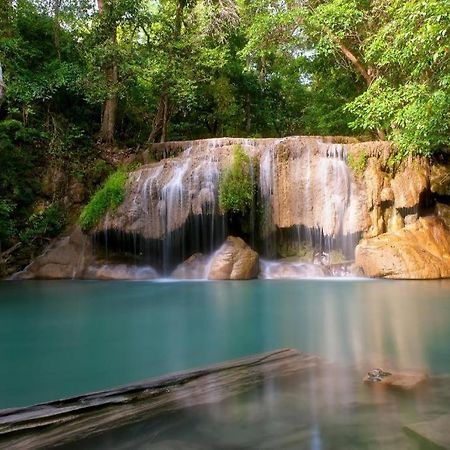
13, 227, 93, 279
355, 217, 450, 279
171, 253, 209, 279
208, 236, 259, 280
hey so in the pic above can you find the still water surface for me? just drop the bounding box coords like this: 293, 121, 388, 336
1, 279, 449, 411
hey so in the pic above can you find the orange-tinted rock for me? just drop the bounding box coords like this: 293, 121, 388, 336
430, 162, 450, 196
364, 370, 428, 390
391, 161, 429, 209
208, 236, 259, 280
355, 217, 450, 279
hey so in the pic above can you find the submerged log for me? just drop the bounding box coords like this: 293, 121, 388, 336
0, 349, 323, 449
404, 415, 450, 449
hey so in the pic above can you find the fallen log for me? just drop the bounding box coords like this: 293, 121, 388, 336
0, 348, 324, 449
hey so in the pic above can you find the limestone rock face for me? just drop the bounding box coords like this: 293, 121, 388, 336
355, 217, 450, 279
13, 227, 92, 279
430, 163, 450, 196
98, 136, 369, 241
171, 253, 209, 279
208, 237, 259, 280
391, 162, 429, 209
436, 203, 450, 229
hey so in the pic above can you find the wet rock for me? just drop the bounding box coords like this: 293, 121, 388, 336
83, 264, 158, 280
260, 260, 326, 279
364, 369, 428, 390
13, 227, 92, 279
436, 203, 450, 229
386, 207, 404, 232
208, 236, 259, 280
430, 162, 450, 196
355, 217, 450, 279
404, 213, 418, 226
171, 253, 210, 279
98, 137, 370, 241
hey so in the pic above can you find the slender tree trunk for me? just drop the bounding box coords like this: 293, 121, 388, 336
53, 0, 61, 59
245, 93, 251, 134
0, 63, 4, 107
148, 88, 169, 143
98, 0, 118, 144
100, 62, 118, 144
148, 0, 186, 143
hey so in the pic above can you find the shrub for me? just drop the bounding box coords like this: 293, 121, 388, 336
0, 200, 16, 247
79, 170, 128, 231
347, 151, 368, 176
19, 203, 65, 244
219, 145, 256, 215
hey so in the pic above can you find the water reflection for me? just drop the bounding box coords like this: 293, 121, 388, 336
0, 279, 449, 409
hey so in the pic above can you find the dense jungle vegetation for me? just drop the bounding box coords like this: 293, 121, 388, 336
0, 0, 449, 267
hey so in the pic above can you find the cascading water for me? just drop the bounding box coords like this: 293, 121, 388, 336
257, 138, 365, 274
95, 137, 367, 277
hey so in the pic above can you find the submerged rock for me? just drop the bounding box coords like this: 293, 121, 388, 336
355, 217, 450, 279
364, 369, 428, 390
260, 259, 327, 279
171, 253, 210, 279
208, 236, 259, 280
83, 264, 158, 280
405, 414, 450, 449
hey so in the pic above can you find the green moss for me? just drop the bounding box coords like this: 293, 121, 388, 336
347, 151, 368, 176
79, 170, 128, 231
219, 145, 256, 215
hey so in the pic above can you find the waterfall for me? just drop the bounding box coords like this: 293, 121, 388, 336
95, 137, 366, 275
258, 138, 364, 261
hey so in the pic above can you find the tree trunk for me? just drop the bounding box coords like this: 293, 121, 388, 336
98, 0, 118, 144
148, 0, 186, 143
100, 63, 118, 144
245, 93, 251, 134
0, 63, 4, 107
53, 0, 61, 59
148, 89, 169, 143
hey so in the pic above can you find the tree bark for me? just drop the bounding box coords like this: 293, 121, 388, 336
98, 0, 118, 144
0, 63, 4, 107
245, 93, 251, 134
53, 0, 62, 59
100, 62, 118, 144
148, 0, 186, 143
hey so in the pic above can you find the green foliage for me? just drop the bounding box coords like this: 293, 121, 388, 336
19, 203, 65, 244
347, 151, 368, 176
219, 145, 256, 215
0, 200, 16, 246
79, 170, 128, 231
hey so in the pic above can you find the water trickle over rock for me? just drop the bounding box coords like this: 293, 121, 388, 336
95, 136, 368, 274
